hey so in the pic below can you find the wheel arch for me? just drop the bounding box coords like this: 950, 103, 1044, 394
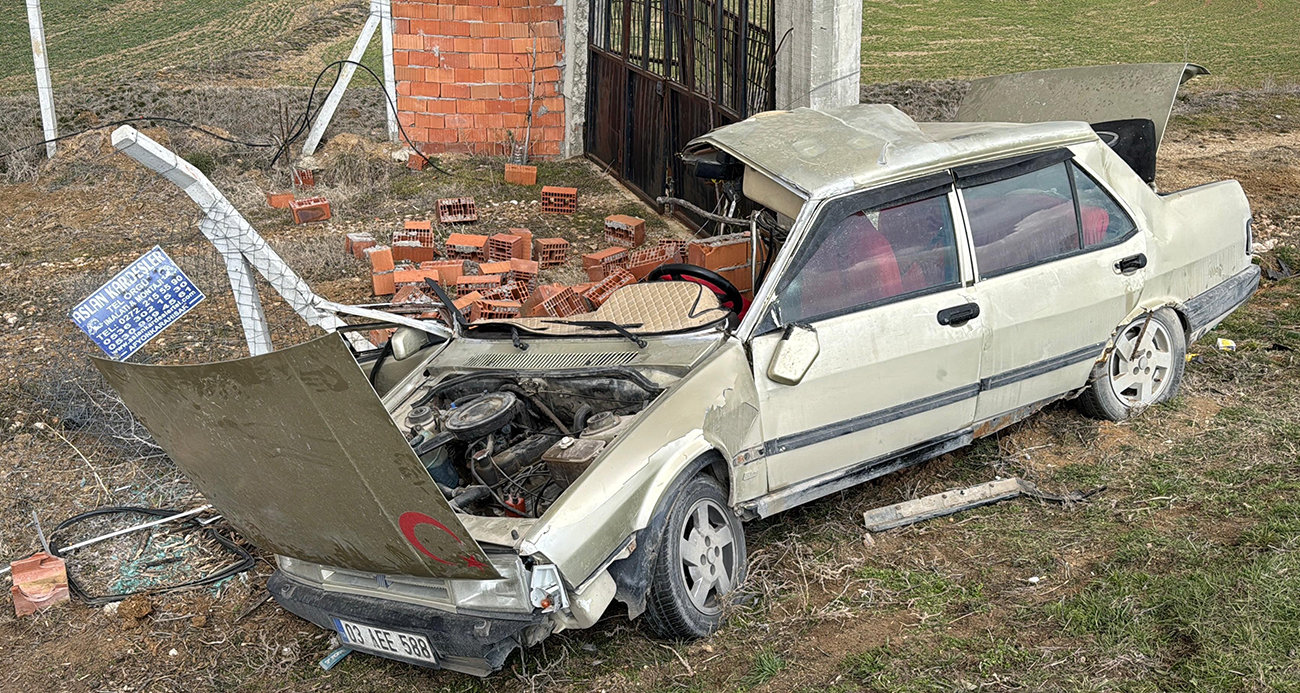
606, 448, 730, 620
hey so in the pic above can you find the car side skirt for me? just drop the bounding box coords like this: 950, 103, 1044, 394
1184, 264, 1261, 342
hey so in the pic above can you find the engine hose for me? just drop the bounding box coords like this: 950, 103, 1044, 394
573, 404, 594, 434
501, 385, 570, 435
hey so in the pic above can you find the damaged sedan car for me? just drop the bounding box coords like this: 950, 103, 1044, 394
95, 63, 1258, 675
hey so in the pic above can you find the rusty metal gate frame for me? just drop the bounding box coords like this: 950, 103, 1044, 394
585, 0, 776, 229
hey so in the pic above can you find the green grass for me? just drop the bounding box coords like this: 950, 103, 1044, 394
0, 0, 332, 91
860, 0, 1300, 88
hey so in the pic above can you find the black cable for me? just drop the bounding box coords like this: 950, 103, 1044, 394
1, 115, 279, 160
5, 59, 448, 175
47, 506, 256, 606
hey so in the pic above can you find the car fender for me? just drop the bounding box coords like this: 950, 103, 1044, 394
519, 339, 762, 603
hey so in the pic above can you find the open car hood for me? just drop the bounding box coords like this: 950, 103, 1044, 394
94, 334, 499, 580
954, 62, 1208, 182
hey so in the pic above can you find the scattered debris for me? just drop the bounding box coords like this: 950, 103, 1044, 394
264, 191, 294, 209
446, 233, 489, 261
540, 186, 578, 214
10, 552, 70, 616
504, 163, 537, 186
583, 247, 630, 281
862, 478, 1101, 532
437, 197, 479, 224
604, 214, 646, 248
118, 594, 154, 621
289, 197, 332, 224
292, 169, 315, 187
319, 645, 354, 670
534, 237, 570, 268
1216, 338, 1237, 352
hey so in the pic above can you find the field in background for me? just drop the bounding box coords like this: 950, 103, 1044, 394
861, 0, 1300, 88
0, 0, 370, 93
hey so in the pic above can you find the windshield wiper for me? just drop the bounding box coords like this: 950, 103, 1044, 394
423, 278, 469, 332
543, 320, 647, 348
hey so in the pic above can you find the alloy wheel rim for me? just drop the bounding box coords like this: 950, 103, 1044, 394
1108, 319, 1174, 407
678, 498, 737, 614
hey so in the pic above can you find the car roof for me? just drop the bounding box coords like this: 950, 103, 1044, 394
689, 104, 1098, 200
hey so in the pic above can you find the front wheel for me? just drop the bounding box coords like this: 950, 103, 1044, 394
644, 474, 747, 640
1078, 308, 1186, 421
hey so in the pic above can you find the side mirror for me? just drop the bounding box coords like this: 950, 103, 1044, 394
766, 323, 819, 385
389, 327, 428, 361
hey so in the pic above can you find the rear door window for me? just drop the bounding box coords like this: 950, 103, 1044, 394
1071, 163, 1138, 248
963, 162, 1080, 278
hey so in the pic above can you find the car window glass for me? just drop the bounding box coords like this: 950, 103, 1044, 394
1071, 163, 1137, 247
965, 162, 1080, 277
780, 194, 959, 323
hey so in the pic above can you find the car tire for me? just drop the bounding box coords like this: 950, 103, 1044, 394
1078, 308, 1186, 421
644, 474, 747, 641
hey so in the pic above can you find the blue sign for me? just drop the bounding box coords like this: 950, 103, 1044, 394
71, 246, 205, 360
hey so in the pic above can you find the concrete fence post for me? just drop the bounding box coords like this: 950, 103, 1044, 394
774, 0, 862, 110
25, 0, 57, 157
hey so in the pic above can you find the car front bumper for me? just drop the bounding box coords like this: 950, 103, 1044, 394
267, 571, 547, 676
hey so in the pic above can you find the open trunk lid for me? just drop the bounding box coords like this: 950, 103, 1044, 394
94, 334, 499, 580
953, 62, 1208, 183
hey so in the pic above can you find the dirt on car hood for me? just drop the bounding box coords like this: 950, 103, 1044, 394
94, 334, 499, 580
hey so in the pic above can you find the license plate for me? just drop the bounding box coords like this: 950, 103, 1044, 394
333, 617, 437, 665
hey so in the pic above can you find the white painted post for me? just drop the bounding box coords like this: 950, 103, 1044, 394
110, 126, 350, 353
379, 0, 400, 144
301, 4, 383, 156
774, 0, 862, 110
25, 0, 57, 158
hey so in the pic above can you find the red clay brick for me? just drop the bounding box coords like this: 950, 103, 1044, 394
367, 245, 395, 272
289, 197, 330, 224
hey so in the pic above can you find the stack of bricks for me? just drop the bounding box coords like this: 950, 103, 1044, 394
445, 233, 489, 261
582, 247, 629, 282
604, 214, 646, 248
687, 232, 760, 294
391, 0, 565, 157
624, 243, 682, 280
457, 273, 503, 297
523, 284, 587, 318
488, 232, 530, 261
534, 237, 569, 268
582, 267, 636, 307
347, 232, 377, 259
368, 245, 396, 295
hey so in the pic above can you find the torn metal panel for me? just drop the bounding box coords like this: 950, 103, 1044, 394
93, 334, 498, 580
954, 63, 1207, 150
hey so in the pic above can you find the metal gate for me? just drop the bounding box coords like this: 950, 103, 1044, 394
586, 0, 776, 226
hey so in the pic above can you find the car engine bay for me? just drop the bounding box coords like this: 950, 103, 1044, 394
393, 369, 665, 518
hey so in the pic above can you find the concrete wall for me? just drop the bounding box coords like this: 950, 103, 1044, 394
774, 0, 862, 111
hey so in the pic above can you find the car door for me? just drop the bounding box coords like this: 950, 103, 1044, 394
957, 148, 1148, 423
749, 173, 985, 491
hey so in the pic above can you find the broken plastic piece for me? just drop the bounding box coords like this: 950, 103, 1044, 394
862, 478, 1100, 532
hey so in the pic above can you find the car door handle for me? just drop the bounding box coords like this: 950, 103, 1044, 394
937, 303, 980, 327
1115, 253, 1147, 273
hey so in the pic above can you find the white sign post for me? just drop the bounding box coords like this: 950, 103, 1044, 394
25, 0, 57, 157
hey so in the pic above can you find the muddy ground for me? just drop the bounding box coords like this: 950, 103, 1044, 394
1, 85, 1299, 692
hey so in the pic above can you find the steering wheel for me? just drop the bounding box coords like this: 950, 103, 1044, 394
645, 263, 746, 314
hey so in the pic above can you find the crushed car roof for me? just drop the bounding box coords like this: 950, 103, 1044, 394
691, 103, 1096, 200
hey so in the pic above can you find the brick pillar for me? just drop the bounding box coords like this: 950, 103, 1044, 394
392, 0, 566, 158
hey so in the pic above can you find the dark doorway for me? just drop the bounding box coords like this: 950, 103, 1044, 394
586, 0, 776, 228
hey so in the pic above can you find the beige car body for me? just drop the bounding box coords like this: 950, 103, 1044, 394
98, 65, 1258, 675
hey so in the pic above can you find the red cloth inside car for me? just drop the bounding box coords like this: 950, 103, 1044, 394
800, 213, 903, 316
1080, 206, 1111, 246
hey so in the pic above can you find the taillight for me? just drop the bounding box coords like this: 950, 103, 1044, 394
1246, 217, 1254, 255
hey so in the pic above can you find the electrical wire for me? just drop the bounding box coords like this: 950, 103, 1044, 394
3, 59, 447, 174
47, 506, 255, 606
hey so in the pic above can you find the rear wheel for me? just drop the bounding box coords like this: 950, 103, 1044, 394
1078, 308, 1186, 421
644, 474, 747, 640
